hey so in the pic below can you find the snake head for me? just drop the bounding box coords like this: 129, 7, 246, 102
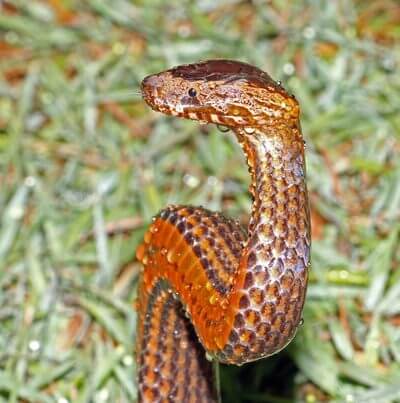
141, 60, 299, 127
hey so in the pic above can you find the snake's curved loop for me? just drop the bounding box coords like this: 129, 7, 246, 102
136, 60, 311, 403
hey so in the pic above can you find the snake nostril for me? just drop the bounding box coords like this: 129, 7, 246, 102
141, 75, 164, 106
142, 74, 163, 91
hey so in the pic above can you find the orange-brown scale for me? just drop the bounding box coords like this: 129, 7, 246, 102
137, 60, 311, 403
137, 279, 217, 402
137, 206, 247, 354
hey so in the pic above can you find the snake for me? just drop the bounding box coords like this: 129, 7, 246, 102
136, 60, 311, 402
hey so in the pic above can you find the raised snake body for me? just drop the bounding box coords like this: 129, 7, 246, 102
136, 60, 311, 402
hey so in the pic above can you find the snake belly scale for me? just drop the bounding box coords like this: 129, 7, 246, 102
136, 60, 311, 402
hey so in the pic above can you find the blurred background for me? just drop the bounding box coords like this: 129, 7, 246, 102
1, 1, 399, 402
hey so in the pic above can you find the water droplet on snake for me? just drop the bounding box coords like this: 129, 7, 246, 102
217, 124, 229, 133
167, 250, 178, 264
150, 225, 158, 233
244, 127, 255, 134
144, 231, 152, 244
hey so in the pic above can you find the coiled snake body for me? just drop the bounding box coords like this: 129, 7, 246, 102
136, 60, 310, 402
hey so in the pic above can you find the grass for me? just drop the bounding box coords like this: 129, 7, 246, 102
0, 0, 399, 402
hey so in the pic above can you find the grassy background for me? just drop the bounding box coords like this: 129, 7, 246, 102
1, 1, 399, 402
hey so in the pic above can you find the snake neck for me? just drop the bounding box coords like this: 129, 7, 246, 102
234, 121, 310, 273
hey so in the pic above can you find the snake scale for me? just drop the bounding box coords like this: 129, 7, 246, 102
136, 60, 311, 402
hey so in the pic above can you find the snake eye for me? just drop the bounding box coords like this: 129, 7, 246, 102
188, 88, 197, 97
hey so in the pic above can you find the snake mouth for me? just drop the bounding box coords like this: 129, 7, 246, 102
141, 75, 160, 109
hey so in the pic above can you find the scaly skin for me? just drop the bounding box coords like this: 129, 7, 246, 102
136, 60, 311, 402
